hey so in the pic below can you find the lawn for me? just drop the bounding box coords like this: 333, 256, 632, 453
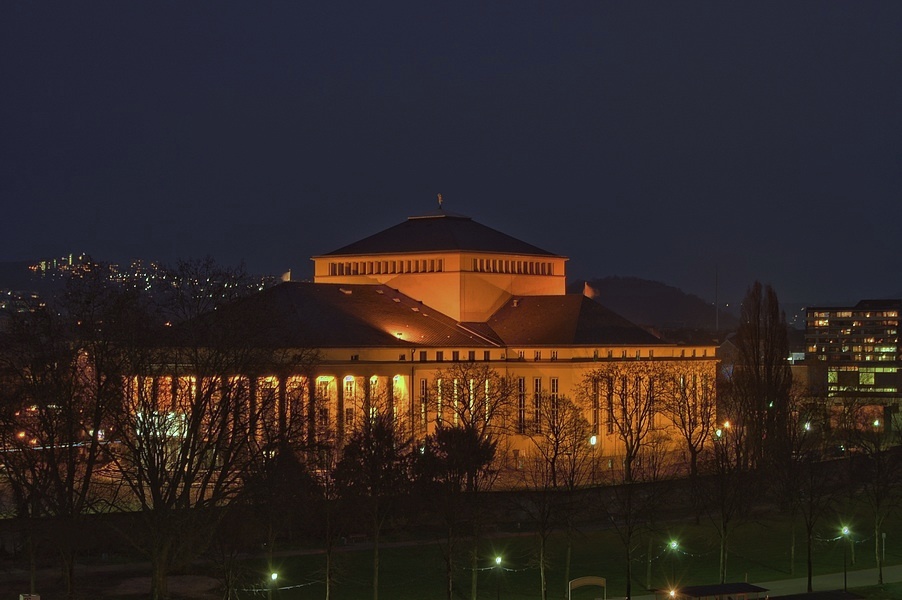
237, 500, 902, 600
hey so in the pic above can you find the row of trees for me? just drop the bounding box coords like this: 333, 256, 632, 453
0, 260, 314, 599
1, 270, 900, 600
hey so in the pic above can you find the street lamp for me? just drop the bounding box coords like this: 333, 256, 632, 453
495, 555, 503, 600
841, 526, 850, 592
268, 571, 278, 600
590, 435, 597, 484
668, 539, 679, 584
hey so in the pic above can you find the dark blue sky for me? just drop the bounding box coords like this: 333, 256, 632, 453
2, 3, 900, 307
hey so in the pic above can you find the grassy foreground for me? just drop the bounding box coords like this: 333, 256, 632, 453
243, 505, 902, 600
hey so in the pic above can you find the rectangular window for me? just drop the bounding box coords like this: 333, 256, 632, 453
551, 350, 558, 361
419, 351, 427, 362
550, 377, 559, 424
436, 351, 444, 362
533, 378, 542, 433
534, 350, 541, 361
468, 350, 476, 361
345, 407, 354, 427
452, 379, 460, 425
452, 351, 460, 362
517, 377, 526, 434
419, 379, 428, 426
647, 378, 656, 429
606, 379, 614, 435
484, 351, 491, 361
436, 379, 443, 425
592, 378, 599, 435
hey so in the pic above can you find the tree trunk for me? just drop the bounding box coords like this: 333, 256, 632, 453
60, 545, 76, 600
805, 531, 814, 592
625, 544, 633, 600
789, 520, 795, 576
719, 530, 728, 584
445, 524, 455, 600
470, 543, 478, 600
151, 545, 170, 600
539, 535, 547, 600
27, 531, 37, 596
876, 523, 883, 585
372, 512, 380, 600
565, 523, 574, 600
325, 545, 332, 600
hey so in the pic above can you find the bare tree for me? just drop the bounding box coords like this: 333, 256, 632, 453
429, 361, 515, 600
580, 361, 664, 483
771, 386, 839, 592
0, 267, 138, 598
599, 433, 672, 600
518, 393, 592, 600
843, 399, 902, 585
698, 391, 755, 585
334, 411, 412, 600
660, 363, 717, 477
732, 282, 793, 469
108, 259, 277, 600
416, 425, 497, 600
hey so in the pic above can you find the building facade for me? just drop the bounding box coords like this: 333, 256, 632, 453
805, 299, 902, 429
139, 209, 719, 473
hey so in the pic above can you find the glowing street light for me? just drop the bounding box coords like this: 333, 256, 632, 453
841, 526, 850, 591
268, 571, 278, 600
668, 539, 679, 583
590, 435, 598, 484
495, 555, 503, 600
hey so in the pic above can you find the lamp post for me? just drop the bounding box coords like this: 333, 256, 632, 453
268, 571, 278, 600
841, 526, 850, 592
669, 539, 679, 584
495, 555, 502, 600
590, 435, 597, 484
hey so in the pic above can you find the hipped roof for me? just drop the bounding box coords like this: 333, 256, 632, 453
196, 283, 662, 349
318, 211, 559, 258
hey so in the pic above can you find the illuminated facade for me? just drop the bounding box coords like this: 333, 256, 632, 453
162, 209, 718, 469
806, 300, 902, 413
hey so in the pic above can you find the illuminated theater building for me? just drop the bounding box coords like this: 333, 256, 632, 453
202, 209, 718, 465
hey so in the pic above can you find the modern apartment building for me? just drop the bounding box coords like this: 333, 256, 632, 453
805, 300, 902, 426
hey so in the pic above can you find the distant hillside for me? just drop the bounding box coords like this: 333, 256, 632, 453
0, 261, 37, 290
568, 276, 739, 334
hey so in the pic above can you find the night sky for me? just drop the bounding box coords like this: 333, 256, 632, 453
2, 3, 901, 308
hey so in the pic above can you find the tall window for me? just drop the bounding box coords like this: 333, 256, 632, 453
592, 378, 599, 435
533, 378, 542, 433
647, 377, 655, 429
452, 379, 460, 425
517, 377, 526, 434
345, 377, 357, 427
419, 379, 428, 426
550, 377, 559, 425
436, 378, 443, 426
606, 378, 614, 435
